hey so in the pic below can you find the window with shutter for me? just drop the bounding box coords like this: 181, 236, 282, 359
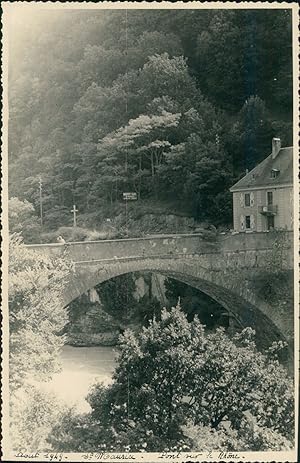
240, 193, 244, 207
250, 214, 255, 229
245, 216, 251, 229
240, 215, 245, 230
250, 192, 254, 207
244, 193, 250, 207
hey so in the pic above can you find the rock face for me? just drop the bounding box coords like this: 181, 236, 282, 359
134, 272, 167, 305
66, 273, 161, 347
112, 211, 198, 237
133, 275, 150, 299
66, 301, 121, 347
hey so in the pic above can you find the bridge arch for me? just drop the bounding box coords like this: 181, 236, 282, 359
26, 231, 293, 358
63, 256, 287, 350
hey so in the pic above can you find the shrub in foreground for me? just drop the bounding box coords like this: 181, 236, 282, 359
50, 306, 294, 452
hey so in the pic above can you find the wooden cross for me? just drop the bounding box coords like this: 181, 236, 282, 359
71, 205, 78, 227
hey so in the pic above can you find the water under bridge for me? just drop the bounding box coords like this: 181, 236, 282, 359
26, 231, 294, 352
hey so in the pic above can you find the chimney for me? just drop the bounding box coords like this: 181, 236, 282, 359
272, 137, 281, 159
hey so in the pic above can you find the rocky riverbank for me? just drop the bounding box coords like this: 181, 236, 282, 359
65, 273, 166, 347
65, 310, 142, 347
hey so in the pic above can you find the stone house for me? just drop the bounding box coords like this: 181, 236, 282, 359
230, 138, 293, 232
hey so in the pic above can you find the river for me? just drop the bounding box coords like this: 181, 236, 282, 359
40, 346, 117, 413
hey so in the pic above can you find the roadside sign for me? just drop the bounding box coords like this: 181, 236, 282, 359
123, 192, 137, 200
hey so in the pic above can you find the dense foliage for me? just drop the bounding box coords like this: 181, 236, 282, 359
9, 236, 73, 389
8, 197, 42, 243
96, 274, 137, 320
9, 237, 73, 450
49, 306, 294, 452
9, 9, 292, 230
164, 277, 229, 328
10, 385, 67, 452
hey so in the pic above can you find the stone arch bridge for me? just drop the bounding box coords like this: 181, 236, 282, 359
26, 231, 294, 351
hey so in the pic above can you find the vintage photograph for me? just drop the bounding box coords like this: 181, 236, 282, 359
2, 2, 299, 461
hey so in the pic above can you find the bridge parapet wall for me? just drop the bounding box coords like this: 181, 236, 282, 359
26, 233, 219, 262
25, 231, 293, 268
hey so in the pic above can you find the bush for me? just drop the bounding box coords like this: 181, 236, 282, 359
136, 294, 162, 325
182, 422, 239, 451
40, 231, 60, 244
183, 416, 293, 452
10, 385, 68, 452
84, 229, 108, 241
43, 206, 72, 230
40, 227, 110, 244
56, 226, 89, 242
50, 306, 293, 452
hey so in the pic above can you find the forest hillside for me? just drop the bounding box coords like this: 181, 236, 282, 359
8, 9, 293, 236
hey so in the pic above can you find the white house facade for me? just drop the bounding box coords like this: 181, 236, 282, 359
230, 138, 293, 232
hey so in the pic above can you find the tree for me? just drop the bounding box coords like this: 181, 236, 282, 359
8, 235, 74, 451
9, 235, 73, 390
195, 10, 292, 114
50, 305, 293, 452
230, 95, 274, 173
8, 9, 293, 230
136, 294, 161, 326
97, 110, 181, 199
189, 327, 292, 435
182, 416, 293, 452
140, 53, 198, 107
10, 385, 67, 452
8, 197, 41, 243
181, 136, 233, 223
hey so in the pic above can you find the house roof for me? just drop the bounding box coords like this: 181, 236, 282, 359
230, 147, 293, 192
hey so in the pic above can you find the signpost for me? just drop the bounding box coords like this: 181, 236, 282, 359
122, 192, 137, 236
122, 192, 137, 201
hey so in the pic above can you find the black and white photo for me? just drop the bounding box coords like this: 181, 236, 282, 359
1, 2, 299, 462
